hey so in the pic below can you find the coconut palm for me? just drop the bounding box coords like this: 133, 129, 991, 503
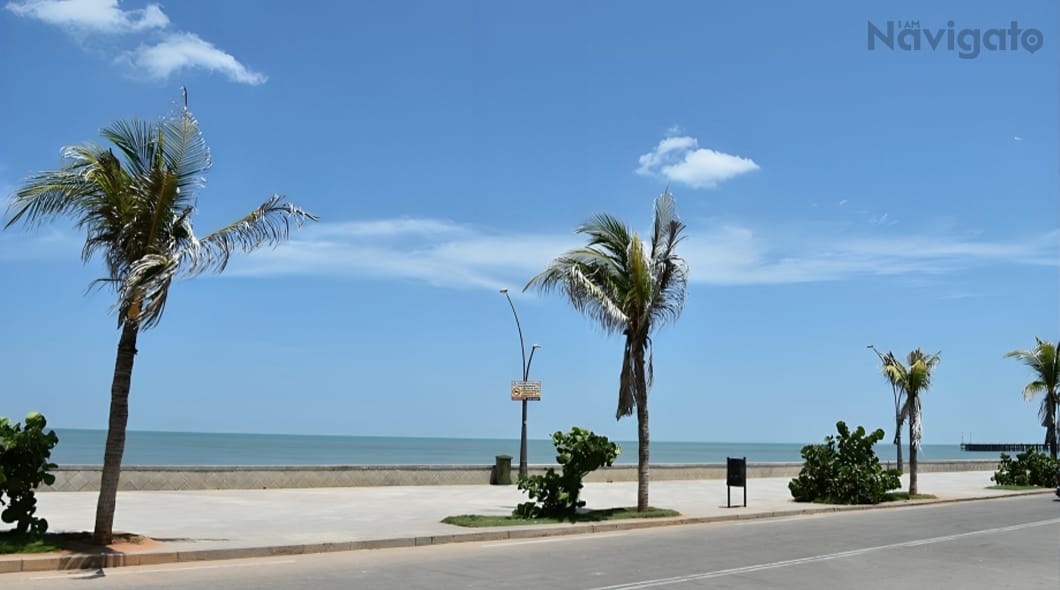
1005, 338, 1060, 459
868, 345, 906, 472
882, 348, 941, 495
4, 92, 316, 544
525, 191, 687, 511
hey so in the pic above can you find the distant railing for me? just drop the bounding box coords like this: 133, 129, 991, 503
960, 443, 1048, 453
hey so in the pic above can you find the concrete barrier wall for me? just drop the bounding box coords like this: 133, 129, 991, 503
42, 460, 999, 492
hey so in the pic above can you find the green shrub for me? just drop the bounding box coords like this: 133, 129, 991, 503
514, 427, 621, 520
0, 412, 59, 536
789, 421, 901, 505
991, 450, 1058, 487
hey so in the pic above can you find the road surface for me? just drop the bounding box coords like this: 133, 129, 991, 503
9, 495, 1058, 589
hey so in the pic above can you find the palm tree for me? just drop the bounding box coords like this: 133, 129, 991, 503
4, 91, 316, 544
882, 348, 941, 495
1005, 338, 1060, 460
525, 191, 687, 512
868, 345, 906, 473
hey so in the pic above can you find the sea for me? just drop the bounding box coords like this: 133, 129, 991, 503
50, 429, 989, 466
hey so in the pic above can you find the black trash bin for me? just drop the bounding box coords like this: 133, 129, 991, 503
493, 455, 513, 485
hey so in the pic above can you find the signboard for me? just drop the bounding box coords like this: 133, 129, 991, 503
511, 380, 541, 401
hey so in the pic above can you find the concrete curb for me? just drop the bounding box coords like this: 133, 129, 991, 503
2, 488, 1051, 574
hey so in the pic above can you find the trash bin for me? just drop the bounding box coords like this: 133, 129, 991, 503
493, 455, 513, 485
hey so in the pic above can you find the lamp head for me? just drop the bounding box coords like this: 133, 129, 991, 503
499, 288, 509, 294
531, 344, 541, 349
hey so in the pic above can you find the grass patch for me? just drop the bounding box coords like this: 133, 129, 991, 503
442, 507, 680, 528
986, 484, 1051, 491
882, 492, 937, 501
0, 531, 147, 554
807, 492, 938, 505
0, 532, 62, 554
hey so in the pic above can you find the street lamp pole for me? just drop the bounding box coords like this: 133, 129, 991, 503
500, 288, 537, 479
868, 344, 904, 473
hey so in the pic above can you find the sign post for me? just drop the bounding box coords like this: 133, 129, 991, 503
726, 456, 747, 508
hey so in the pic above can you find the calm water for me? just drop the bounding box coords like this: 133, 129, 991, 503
50, 429, 985, 466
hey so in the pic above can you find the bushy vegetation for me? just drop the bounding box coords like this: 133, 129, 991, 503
991, 450, 1058, 487
789, 421, 901, 505
514, 427, 621, 520
0, 412, 59, 535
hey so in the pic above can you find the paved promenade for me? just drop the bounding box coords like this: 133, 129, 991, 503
1, 470, 1052, 573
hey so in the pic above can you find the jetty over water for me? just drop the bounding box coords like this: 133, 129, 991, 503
960, 443, 1048, 453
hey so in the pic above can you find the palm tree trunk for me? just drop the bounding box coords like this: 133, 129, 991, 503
636, 394, 650, 512
894, 428, 903, 474
633, 340, 650, 512
93, 321, 139, 545
1049, 396, 1058, 460
908, 414, 918, 496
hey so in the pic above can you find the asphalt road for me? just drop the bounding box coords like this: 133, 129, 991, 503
10, 495, 1059, 589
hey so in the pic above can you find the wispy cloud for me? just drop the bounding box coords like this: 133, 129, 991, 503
5, 215, 1054, 289
227, 217, 1058, 289
226, 219, 578, 289
681, 224, 1058, 285
5, 0, 167, 33
121, 33, 267, 85
636, 133, 759, 189
6, 0, 264, 85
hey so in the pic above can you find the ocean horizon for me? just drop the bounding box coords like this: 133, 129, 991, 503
50, 429, 996, 466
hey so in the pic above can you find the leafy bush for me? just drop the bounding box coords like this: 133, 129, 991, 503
991, 450, 1058, 487
789, 421, 901, 505
0, 412, 59, 535
514, 427, 621, 520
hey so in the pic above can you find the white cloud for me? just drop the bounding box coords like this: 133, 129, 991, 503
6, 0, 168, 33
636, 134, 759, 189
6, 0, 265, 85
122, 33, 266, 85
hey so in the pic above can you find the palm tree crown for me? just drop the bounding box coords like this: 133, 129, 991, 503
525, 192, 687, 417
883, 349, 940, 447
6, 96, 316, 329
1005, 338, 1060, 458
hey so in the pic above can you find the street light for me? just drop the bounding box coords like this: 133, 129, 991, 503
868, 344, 904, 473
500, 288, 539, 479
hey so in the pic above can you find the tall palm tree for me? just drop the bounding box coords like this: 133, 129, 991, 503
4, 92, 316, 544
525, 191, 688, 511
868, 345, 906, 472
882, 348, 941, 495
1005, 338, 1060, 460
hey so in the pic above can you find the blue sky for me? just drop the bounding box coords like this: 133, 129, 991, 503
1, 0, 1057, 446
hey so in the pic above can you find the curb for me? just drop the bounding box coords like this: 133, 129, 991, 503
2, 489, 1052, 575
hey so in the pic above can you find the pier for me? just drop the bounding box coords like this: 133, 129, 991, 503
960, 443, 1048, 453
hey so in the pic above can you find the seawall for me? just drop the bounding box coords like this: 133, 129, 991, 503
42, 460, 999, 492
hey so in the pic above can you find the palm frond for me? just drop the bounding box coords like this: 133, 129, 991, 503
100, 119, 159, 181
183, 195, 317, 276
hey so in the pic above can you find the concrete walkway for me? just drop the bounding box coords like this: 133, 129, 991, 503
2, 471, 1052, 573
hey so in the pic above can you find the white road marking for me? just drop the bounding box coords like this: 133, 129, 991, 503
30, 558, 298, 580
483, 532, 630, 548
584, 518, 1060, 589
